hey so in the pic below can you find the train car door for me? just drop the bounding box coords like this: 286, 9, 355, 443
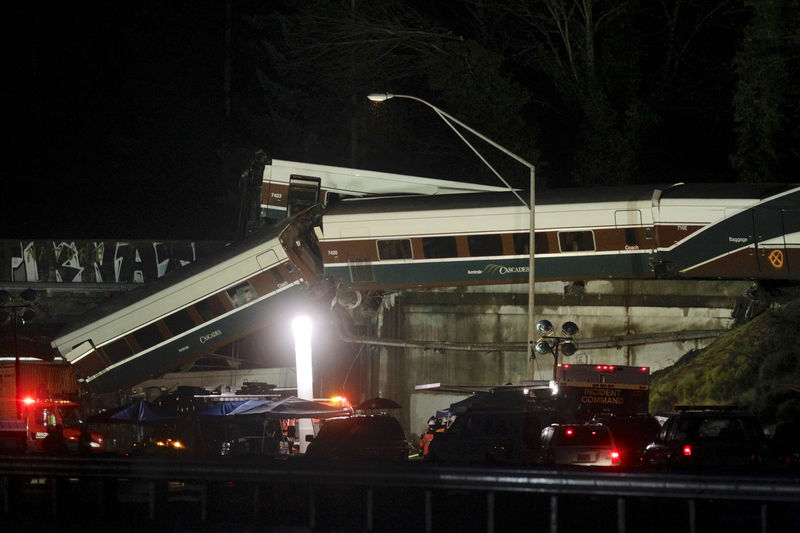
614, 209, 653, 277
754, 208, 789, 279
287, 175, 321, 218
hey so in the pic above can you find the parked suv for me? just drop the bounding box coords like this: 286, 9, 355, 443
640, 406, 767, 469
591, 414, 661, 467
539, 423, 620, 467
305, 414, 409, 461
426, 407, 559, 465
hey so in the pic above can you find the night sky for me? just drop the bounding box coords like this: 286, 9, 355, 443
5, 3, 235, 240
2, 2, 780, 241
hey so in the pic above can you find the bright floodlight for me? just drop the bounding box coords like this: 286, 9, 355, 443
292, 316, 313, 401
292, 315, 314, 453
367, 93, 393, 102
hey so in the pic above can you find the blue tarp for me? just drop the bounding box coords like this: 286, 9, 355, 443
198, 401, 249, 417
87, 399, 182, 424
226, 399, 275, 416
227, 396, 352, 419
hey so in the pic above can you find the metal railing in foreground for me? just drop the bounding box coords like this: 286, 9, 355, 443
1, 455, 799, 532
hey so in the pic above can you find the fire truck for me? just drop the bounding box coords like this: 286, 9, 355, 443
0, 360, 105, 453
551, 363, 651, 422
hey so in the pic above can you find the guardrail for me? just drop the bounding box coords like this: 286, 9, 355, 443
1, 455, 799, 532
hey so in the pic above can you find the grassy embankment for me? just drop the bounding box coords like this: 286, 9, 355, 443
650, 297, 800, 426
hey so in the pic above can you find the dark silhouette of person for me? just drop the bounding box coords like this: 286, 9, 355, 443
42, 425, 70, 455
78, 423, 93, 455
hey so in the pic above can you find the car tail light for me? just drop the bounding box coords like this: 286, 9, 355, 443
565, 428, 574, 436
683, 445, 692, 456
611, 450, 620, 465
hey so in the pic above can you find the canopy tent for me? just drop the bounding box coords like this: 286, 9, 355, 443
227, 396, 352, 419
86, 399, 182, 424
355, 397, 401, 411
86, 399, 184, 445
198, 400, 250, 417
226, 399, 275, 416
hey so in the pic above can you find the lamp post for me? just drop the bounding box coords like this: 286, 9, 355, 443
0, 289, 37, 419
532, 320, 579, 382
367, 92, 538, 378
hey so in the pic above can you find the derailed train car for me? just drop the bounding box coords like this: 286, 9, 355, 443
51, 216, 319, 393
51, 175, 800, 393
314, 182, 800, 290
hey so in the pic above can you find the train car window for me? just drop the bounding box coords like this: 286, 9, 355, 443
164, 309, 196, 336
467, 235, 503, 257
377, 239, 413, 260
625, 228, 637, 246
348, 260, 374, 283
227, 282, 258, 307
195, 296, 225, 322
513, 232, 551, 254
644, 226, 655, 240
558, 231, 595, 252
133, 323, 164, 351
270, 268, 286, 285
422, 236, 458, 258
102, 338, 134, 364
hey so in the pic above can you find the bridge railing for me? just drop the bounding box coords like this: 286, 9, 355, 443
1, 455, 799, 532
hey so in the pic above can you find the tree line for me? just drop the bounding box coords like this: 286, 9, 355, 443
229, 0, 800, 191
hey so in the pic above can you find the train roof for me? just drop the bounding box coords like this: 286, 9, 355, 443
324, 182, 800, 216
52, 222, 288, 343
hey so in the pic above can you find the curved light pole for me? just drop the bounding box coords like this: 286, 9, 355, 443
0, 289, 37, 418
367, 92, 538, 378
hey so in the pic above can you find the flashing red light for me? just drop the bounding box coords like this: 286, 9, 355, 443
683, 445, 692, 456
565, 428, 574, 436
22, 397, 35, 405
640, 367, 649, 372
611, 450, 620, 465
562, 363, 570, 368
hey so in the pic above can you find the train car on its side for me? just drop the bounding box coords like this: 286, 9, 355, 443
260, 159, 510, 224
314, 182, 800, 291
52, 221, 313, 393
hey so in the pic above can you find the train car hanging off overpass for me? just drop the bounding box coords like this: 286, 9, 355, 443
51, 217, 317, 393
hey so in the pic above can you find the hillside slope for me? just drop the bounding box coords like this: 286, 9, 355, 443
650, 297, 800, 426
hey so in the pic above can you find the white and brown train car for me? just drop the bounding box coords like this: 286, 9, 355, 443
314, 182, 800, 290
261, 159, 509, 223
52, 221, 311, 392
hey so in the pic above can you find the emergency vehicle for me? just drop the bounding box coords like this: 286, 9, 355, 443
550, 363, 651, 422
0, 360, 105, 453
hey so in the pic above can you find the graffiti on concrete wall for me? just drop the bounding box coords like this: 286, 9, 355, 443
1, 240, 225, 284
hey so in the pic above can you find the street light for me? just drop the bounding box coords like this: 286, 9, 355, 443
533, 319, 579, 381
0, 289, 37, 419
368, 92, 538, 377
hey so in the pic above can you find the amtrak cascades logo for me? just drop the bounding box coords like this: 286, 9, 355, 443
471, 263, 530, 276
199, 330, 222, 344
